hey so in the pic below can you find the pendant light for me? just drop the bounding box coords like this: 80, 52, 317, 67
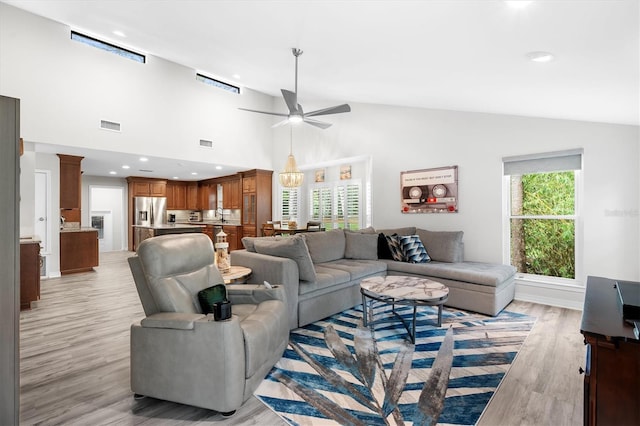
279, 127, 304, 188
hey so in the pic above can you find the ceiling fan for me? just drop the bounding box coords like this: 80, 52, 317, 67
239, 48, 351, 129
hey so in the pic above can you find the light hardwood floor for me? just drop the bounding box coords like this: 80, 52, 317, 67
19, 251, 585, 425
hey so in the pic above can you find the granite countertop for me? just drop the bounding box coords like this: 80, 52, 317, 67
20, 236, 41, 244
60, 227, 99, 233
177, 221, 241, 226
133, 223, 206, 229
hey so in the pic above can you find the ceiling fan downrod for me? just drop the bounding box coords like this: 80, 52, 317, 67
292, 48, 302, 97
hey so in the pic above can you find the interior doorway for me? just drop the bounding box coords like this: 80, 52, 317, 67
34, 170, 51, 276
89, 186, 125, 252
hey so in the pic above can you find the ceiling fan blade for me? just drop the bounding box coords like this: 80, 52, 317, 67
238, 107, 288, 117
303, 117, 332, 129
281, 89, 299, 114
304, 104, 351, 117
271, 118, 291, 128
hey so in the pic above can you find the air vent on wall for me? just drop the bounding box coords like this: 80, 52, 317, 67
100, 120, 121, 132
139, 169, 153, 173
199, 139, 213, 148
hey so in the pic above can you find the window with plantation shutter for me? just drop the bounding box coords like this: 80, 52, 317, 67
280, 188, 299, 221
310, 181, 361, 230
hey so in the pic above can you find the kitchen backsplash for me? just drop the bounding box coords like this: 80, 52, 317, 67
167, 209, 241, 223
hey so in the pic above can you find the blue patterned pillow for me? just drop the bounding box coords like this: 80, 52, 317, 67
399, 234, 431, 263
384, 234, 405, 262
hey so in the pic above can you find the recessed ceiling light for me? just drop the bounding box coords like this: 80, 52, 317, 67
191, 172, 198, 175
215, 166, 222, 170
122, 165, 130, 169
109, 171, 117, 175
139, 157, 148, 162
505, 1, 532, 9
172, 176, 179, 180
113, 30, 126, 37
233, 74, 241, 79
527, 51, 554, 63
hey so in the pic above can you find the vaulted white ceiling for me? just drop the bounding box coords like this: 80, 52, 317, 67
4, 0, 639, 178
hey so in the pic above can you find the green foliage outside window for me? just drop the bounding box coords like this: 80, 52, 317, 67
510, 171, 575, 279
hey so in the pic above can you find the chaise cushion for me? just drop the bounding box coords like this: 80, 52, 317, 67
254, 235, 317, 282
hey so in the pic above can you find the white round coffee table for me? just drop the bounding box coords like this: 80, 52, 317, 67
360, 275, 449, 343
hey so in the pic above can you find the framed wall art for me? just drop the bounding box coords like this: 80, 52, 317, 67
340, 165, 352, 180
400, 165, 458, 213
315, 169, 325, 183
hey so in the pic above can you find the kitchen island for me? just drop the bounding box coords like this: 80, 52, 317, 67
133, 223, 205, 251
60, 227, 99, 274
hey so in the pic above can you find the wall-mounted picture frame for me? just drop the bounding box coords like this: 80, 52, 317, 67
340, 165, 352, 180
315, 169, 325, 183
400, 165, 458, 213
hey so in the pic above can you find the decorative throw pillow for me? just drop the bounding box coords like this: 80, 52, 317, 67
384, 234, 405, 262
399, 234, 431, 263
377, 233, 393, 259
344, 232, 379, 260
197, 284, 228, 315
253, 235, 317, 282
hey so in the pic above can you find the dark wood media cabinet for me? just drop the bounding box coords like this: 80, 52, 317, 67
580, 276, 640, 426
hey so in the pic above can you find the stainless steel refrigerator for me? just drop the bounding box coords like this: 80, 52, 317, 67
134, 197, 167, 227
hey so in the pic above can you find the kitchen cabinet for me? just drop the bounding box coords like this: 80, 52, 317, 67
58, 154, 83, 209
167, 181, 187, 209
241, 170, 272, 238
20, 240, 40, 310
223, 225, 241, 252
198, 182, 216, 210
60, 230, 99, 274
222, 178, 241, 209
129, 178, 167, 197
187, 182, 199, 210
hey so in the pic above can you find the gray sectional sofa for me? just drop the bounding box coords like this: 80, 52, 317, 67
231, 226, 516, 330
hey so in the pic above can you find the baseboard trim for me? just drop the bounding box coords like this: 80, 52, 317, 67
514, 279, 584, 311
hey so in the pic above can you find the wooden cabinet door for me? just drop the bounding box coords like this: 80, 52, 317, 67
166, 182, 186, 209
242, 193, 257, 226
187, 182, 199, 210
150, 181, 166, 197
20, 242, 40, 310
132, 182, 150, 197
60, 231, 99, 274
230, 178, 241, 209
243, 176, 256, 193
223, 226, 239, 251
58, 154, 82, 209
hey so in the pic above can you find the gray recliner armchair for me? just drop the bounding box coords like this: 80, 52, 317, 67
128, 233, 289, 415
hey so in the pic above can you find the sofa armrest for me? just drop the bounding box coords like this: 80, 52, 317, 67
230, 250, 300, 330
141, 312, 206, 330
227, 284, 286, 305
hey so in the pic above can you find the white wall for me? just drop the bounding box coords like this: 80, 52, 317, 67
0, 3, 275, 170
277, 103, 640, 286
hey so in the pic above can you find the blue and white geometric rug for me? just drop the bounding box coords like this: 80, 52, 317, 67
255, 303, 535, 426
